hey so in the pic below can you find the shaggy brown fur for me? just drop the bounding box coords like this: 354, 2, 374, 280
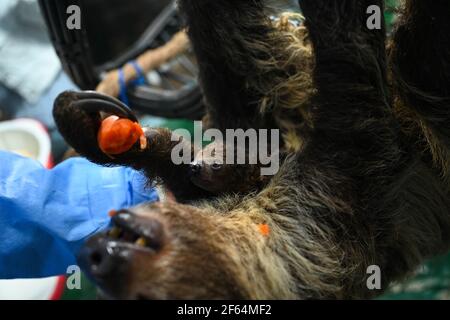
53, 0, 450, 299
389, 1, 450, 187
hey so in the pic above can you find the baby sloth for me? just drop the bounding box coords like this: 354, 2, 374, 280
189, 142, 270, 195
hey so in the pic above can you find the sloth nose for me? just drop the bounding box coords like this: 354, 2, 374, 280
83, 240, 121, 278
189, 162, 202, 175
78, 211, 166, 298
77, 234, 130, 297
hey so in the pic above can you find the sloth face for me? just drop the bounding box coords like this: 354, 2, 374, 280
189, 143, 231, 194
189, 142, 265, 195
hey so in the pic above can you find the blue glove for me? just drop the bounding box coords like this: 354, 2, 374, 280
0, 150, 158, 279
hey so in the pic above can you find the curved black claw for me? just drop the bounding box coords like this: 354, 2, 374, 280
57, 90, 138, 122
53, 90, 140, 165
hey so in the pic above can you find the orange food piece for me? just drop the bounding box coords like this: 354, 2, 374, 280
258, 224, 270, 237
108, 209, 118, 217
97, 115, 146, 155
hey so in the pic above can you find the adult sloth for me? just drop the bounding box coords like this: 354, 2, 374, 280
53, 0, 450, 299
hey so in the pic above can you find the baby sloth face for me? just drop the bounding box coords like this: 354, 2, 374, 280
189, 142, 267, 195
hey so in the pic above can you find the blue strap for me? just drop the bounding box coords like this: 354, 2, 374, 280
130, 60, 147, 86
118, 60, 147, 106
118, 68, 129, 106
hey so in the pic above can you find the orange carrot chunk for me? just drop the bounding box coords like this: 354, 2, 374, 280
97, 115, 146, 155
258, 224, 270, 237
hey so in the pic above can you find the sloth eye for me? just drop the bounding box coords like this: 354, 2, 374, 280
211, 162, 223, 171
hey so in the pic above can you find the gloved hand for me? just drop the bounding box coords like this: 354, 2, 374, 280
0, 150, 158, 279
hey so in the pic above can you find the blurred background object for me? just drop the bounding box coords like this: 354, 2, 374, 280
0, 276, 65, 300
381, 254, 450, 300
39, 0, 204, 119
0, 118, 52, 166
0, 117, 65, 300
0, 0, 61, 104
0, 0, 77, 161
